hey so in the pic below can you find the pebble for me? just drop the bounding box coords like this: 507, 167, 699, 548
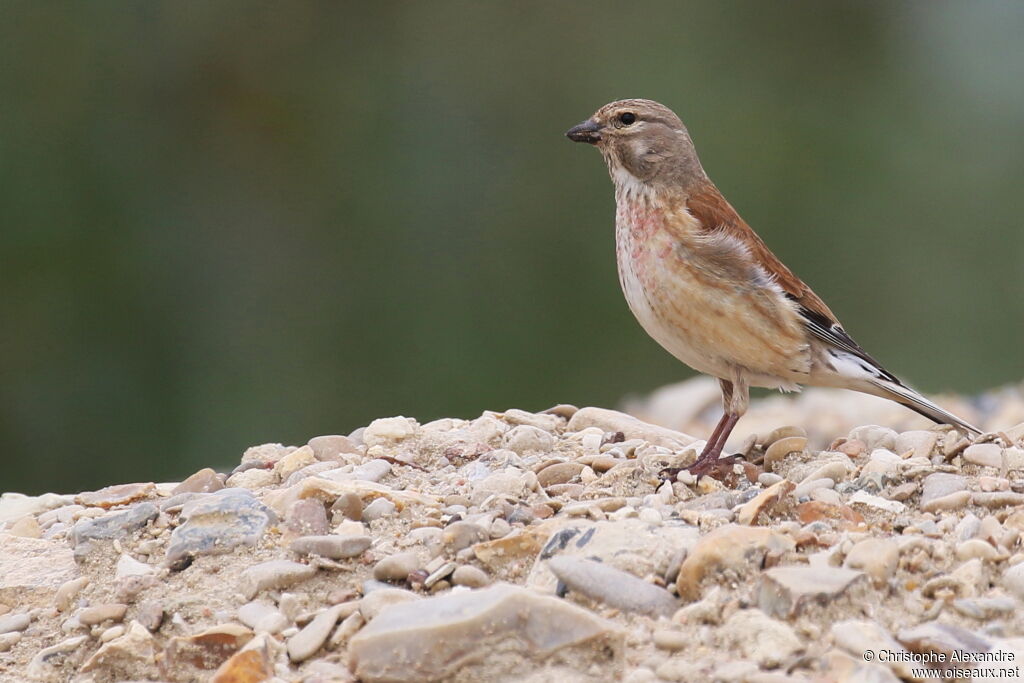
963, 443, 1002, 468
291, 534, 371, 559
451, 565, 489, 588
676, 524, 794, 601
362, 497, 397, 521
955, 538, 1002, 562
358, 588, 420, 621
843, 538, 899, 587
308, 434, 360, 460
285, 498, 331, 536
737, 479, 795, 525
287, 603, 345, 662
1002, 562, 1024, 601
373, 552, 421, 582
652, 628, 688, 651
78, 603, 128, 625
848, 425, 897, 451
758, 566, 866, 618
135, 601, 165, 632
362, 416, 418, 446
548, 555, 677, 616
171, 468, 224, 495
537, 462, 585, 487
830, 620, 916, 680
237, 600, 289, 634
332, 492, 364, 521
504, 425, 556, 454
894, 430, 937, 458
349, 584, 619, 682
71, 502, 159, 546
722, 608, 803, 667
0, 612, 31, 634
442, 521, 488, 551
0, 632, 20, 652
240, 560, 317, 600
76, 482, 156, 509
165, 489, 276, 567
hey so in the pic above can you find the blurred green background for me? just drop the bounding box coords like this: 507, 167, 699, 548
2, 2, 1022, 494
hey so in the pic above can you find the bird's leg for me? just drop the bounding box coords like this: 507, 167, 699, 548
661, 379, 743, 481
686, 375, 748, 479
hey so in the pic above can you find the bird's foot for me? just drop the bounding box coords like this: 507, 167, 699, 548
659, 454, 744, 483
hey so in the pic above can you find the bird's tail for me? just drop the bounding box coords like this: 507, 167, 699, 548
867, 377, 980, 436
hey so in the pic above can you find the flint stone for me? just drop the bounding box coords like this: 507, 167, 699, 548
676, 524, 794, 601
964, 443, 1002, 468
291, 534, 371, 559
171, 467, 224, 495
567, 406, 696, 449
359, 588, 420, 621
76, 482, 156, 509
288, 603, 345, 662
920, 473, 967, 508
240, 560, 317, 600
548, 556, 676, 616
237, 600, 289, 634
758, 566, 866, 619
26, 635, 89, 679
0, 612, 30, 634
0, 534, 78, 607
0, 492, 74, 525
529, 519, 699, 594
71, 502, 158, 546
722, 609, 803, 668
166, 489, 275, 566
349, 583, 622, 682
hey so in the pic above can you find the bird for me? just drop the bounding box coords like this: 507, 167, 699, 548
566, 98, 979, 478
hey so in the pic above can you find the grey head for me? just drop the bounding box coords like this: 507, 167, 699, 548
566, 99, 707, 190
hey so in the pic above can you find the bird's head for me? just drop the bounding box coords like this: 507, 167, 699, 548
566, 99, 705, 189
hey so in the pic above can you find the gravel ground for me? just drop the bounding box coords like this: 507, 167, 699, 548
2, 377, 1024, 683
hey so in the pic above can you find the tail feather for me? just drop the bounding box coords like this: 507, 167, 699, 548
868, 378, 980, 436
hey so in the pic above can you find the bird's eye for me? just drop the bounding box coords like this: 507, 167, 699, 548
619, 112, 637, 126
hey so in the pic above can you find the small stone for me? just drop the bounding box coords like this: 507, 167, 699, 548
548, 556, 677, 616
1002, 562, 1024, 601
291, 534, 371, 559
237, 600, 289, 634
225, 468, 277, 489
676, 524, 795, 601
897, 620, 993, 662
6, 515, 41, 538
285, 498, 330, 536
363, 416, 418, 447
76, 482, 156, 508
472, 468, 536, 503
166, 489, 275, 567
963, 443, 1002, 468
0, 612, 31, 634
0, 632, 19, 652
843, 538, 899, 587
373, 552, 421, 582
795, 501, 865, 530
288, 603, 345, 662
758, 566, 866, 619
952, 596, 1017, 620
273, 445, 317, 481
973, 491, 1024, 508
956, 539, 1002, 562
71, 502, 159, 546
361, 497, 397, 522
80, 621, 158, 676
504, 425, 556, 454
79, 602, 128, 625
894, 430, 938, 458
211, 639, 274, 683
848, 490, 905, 514
135, 601, 165, 632
239, 560, 317, 600
763, 436, 808, 470
537, 462, 585, 487
442, 521, 488, 551
652, 628, 688, 651
115, 553, 155, 578
359, 588, 420, 621
308, 434, 360, 460
55, 576, 89, 612
451, 565, 489, 588
722, 608, 802, 668
26, 635, 88, 678
848, 425, 897, 451
332, 492, 364, 521
171, 468, 224, 495
736, 479, 794, 525
567, 406, 696, 450
349, 584, 622, 682
830, 620, 916, 680
164, 623, 254, 673
920, 472, 967, 508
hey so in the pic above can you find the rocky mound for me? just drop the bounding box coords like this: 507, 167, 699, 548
2, 388, 1024, 682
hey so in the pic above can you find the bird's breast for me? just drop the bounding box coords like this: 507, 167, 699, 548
613, 194, 810, 386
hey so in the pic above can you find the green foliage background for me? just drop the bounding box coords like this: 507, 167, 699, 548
2, 2, 1022, 494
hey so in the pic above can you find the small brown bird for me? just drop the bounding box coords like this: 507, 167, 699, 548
567, 99, 978, 477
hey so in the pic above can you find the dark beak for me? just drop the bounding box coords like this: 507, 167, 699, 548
566, 119, 603, 144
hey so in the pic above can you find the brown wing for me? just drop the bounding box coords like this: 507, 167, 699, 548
685, 181, 902, 384
685, 181, 838, 324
